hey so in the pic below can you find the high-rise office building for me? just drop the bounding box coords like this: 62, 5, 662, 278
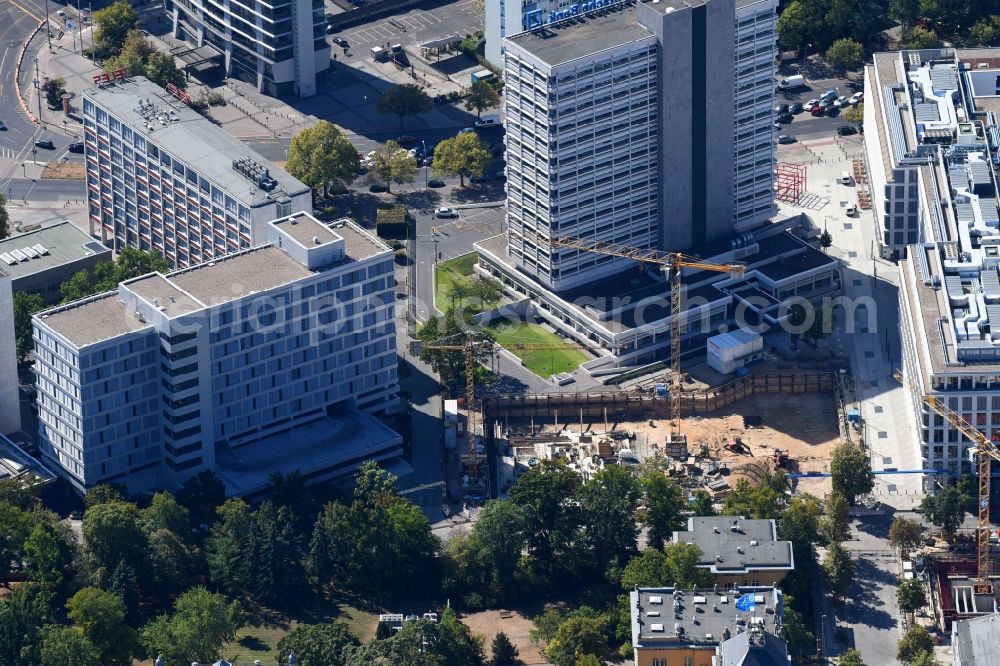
33, 213, 401, 495
870, 48, 1000, 476
83, 77, 311, 269
487, 0, 777, 234
0, 272, 20, 436
170, 0, 330, 97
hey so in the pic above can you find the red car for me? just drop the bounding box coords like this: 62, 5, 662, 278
811, 105, 826, 116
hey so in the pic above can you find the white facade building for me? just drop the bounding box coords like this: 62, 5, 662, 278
875, 48, 1000, 476
0, 272, 20, 436
170, 0, 330, 97
33, 213, 400, 495
84, 77, 311, 269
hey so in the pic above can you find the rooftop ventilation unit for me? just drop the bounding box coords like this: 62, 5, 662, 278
232, 157, 277, 190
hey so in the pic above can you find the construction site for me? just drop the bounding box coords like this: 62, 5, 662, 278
479, 371, 846, 500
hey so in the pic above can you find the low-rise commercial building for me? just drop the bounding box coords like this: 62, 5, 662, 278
953, 611, 1000, 666
673, 516, 794, 587
33, 213, 400, 495
630, 586, 786, 666
83, 77, 311, 269
0, 222, 112, 303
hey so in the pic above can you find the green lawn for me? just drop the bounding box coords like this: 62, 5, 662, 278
434, 252, 480, 311
488, 322, 589, 378
219, 603, 379, 663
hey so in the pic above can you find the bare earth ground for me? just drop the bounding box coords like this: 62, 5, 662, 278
41, 162, 86, 179
461, 610, 547, 665
627, 392, 841, 498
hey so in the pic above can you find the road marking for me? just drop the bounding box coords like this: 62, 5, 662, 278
0, 147, 16, 159
6, 0, 43, 21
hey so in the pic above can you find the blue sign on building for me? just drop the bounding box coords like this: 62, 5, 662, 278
523, 0, 628, 30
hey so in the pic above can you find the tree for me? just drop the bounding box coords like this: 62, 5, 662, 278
897, 626, 934, 664
148, 528, 199, 600
433, 133, 492, 187
39, 625, 101, 666
286, 121, 360, 196
0, 504, 35, 583
176, 470, 226, 527
889, 0, 922, 30
843, 102, 864, 127
144, 52, 186, 90
92, 0, 139, 58
919, 485, 966, 539
104, 30, 154, 77
66, 588, 137, 666
468, 499, 529, 594
465, 80, 500, 118
62, 248, 171, 303
639, 466, 685, 550
543, 613, 607, 666
82, 500, 146, 579
777, 1, 809, 50
904, 25, 939, 49
491, 631, 519, 666
205, 499, 252, 595
969, 16, 1000, 46
820, 229, 834, 250
23, 520, 75, 589
139, 587, 241, 665
370, 140, 418, 193
897, 579, 927, 623
821, 542, 854, 600
12, 291, 44, 363
472, 275, 504, 312
581, 465, 641, 572
376, 83, 432, 127
690, 489, 715, 516
416, 316, 494, 388
910, 650, 939, 666
838, 648, 868, 666
83, 483, 126, 509
109, 560, 140, 624
247, 502, 306, 605
723, 478, 783, 519
825, 38, 864, 70
0, 586, 46, 665
140, 492, 191, 538
779, 495, 823, 564
42, 77, 66, 109
889, 516, 925, 555
781, 601, 814, 659
354, 460, 397, 506
619, 544, 713, 590
275, 621, 360, 666
830, 441, 874, 504
0, 193, 9, 241
820, 492, 851, 544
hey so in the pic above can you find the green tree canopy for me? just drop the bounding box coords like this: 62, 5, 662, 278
918, 485, 966, 539
140, 492, 191, 538
969, 16, 1000, 46
464, 81, 500, 118
830, 441, 874, 504
61, 248, 170, 303
843, 102, 864, 127
0, 192, 10, 240
820, 492, 851, 544
639, 464, 685, 550
275, 621, 360, 666
825, 38, 864, 70
286, 121, 360, 196
82, 500, 147, 578
897, 626, 934, 664
904, 25, 939, 49
12, 291, 44, 363
370, 140, 418, 193
376, 83, 432, 127
83, 483, 126, 510
139, 587, 241, 665
690, 489, 715, 516
66, 588, 137, 666
897, 578, 927, 619
543, 612, 608, 666
176, 470, 226, 527
92, 0, 139, 58
144, 52, 187, 90
822, 542, 855, 599
888, 0, 921, 29
23, 520, 75, 589
723, 478, 783, 519
581, 465, 641, 572
889, 516, 925, 554
104, 30, 155, 77
491, 631, 519, 666
619, 543, 713, 590
432, 133, 492, 187
779, 495, 823, 564
38, 625, 101, 666
838, 647, 868, 666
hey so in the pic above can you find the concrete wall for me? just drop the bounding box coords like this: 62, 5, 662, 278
0, 275, 20, 436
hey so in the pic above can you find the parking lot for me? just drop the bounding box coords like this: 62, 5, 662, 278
332, 0, 483, 61
772, 74, 862, 142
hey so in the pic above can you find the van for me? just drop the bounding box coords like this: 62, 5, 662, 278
777, 74, 804, 89
845, 202, 858, 216
474, 114, 500, 128
839, 171, 852, 185
371, 46, 387, 61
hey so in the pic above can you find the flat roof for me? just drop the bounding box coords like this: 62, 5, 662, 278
674, 516, 794, 572
84, 77, 309, 207
39, 293, 151, 347
954, 612, 1000, 666
630, 586, 784, 646
0, 222, 110, 279
168, 246, 313, 303
0, 433, 57, 485
272, 214, 340, 248
505, 4, 652, 67
125, 273, 204, 317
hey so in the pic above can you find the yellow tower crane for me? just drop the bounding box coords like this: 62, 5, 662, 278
541, 235, 746, 434
894, 369, 1000, 593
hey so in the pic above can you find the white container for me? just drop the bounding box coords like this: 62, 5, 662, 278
706, 329, 763, 374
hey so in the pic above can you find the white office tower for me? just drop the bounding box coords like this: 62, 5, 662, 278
170, 0, 329, 96
83, 77, 312, 269
733, 0, 778, 229
33, 214, 401, 495
0, 272, 21, 435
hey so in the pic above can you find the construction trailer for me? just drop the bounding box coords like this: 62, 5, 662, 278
706, 329, 764, 375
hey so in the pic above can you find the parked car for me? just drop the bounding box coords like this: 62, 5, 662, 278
458, 127, 475, 135
845, 202, 858, 216
68, 142, 84, 153
837, 125, 858, 136
774, 103, 789, 114
0, 120, 6, 130
332, 37, 348, 47
821, 89, 838, 101
789, 102, 804, 114
777, 112, 793, 124
421, 156, 434, 167
849, 91, 864, 105
427, 178, 445, 188
833, 95, 850, 108
811, 106, 826, 117
34, 140, 54, 149
434, 207, 459, 218
805, 98, 820, 109
776, 134, 796, 144
396, 135, 417, 145
368, 183, 388, 193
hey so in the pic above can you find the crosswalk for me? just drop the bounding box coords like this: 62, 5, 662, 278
0, 147, 17, 160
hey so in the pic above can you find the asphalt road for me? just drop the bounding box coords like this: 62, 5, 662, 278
773, 75, 863, 141
5, 176, 85, 201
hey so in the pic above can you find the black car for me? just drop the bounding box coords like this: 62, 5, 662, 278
332, 37, 348, 47
34, 140, 54, 150
776, 134, 796, 144
837, 125, 858, 136
427, 178, 445, 188
777, 112, 793, 124
774, 103, 789, 114
68, 142, 84, 153
789, 102, 803, 114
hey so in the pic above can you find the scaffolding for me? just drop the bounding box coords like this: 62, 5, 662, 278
774, 162, 806, 203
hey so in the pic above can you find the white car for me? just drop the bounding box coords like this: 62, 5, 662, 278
434, 207, 459, 219
845, 203, 858, 216
458, 127, 475, 135
833, 95, 850, 108
805, 98, 820, 109
849, 91, 864, 105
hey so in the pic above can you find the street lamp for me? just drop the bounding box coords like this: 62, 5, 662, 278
20, 162, 26, 178
44, 0, 52, 50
